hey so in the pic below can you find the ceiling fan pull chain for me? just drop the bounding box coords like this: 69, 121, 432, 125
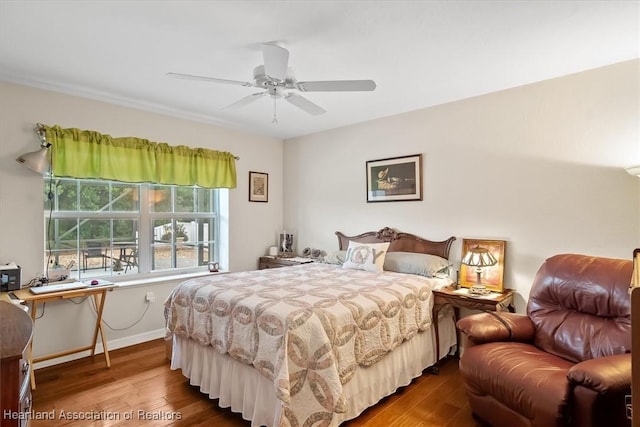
272, 96, 278, 124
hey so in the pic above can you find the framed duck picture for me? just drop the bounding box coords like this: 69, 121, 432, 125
366, 154, 422, 202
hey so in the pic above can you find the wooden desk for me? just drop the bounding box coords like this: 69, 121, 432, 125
432, 286, 515, 371
13, 285, 116, 389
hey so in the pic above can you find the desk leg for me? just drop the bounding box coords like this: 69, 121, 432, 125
91, 291, 111, 368
28, 301, 38, 390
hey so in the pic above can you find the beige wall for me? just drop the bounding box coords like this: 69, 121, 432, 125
0, 82, 283, 363
284, 59, 640, 311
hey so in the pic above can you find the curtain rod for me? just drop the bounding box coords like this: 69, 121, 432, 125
35, 123, 240, 160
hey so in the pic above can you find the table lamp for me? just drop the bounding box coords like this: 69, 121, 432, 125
461, 245, 498, 295
16, 124, 51, 174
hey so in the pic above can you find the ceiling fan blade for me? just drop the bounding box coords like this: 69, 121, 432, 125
284, 93, 326, 115
262, 43, 289, 81
223, 92, 266, 110
167, 72, 255, 87
296, 80, 376, 92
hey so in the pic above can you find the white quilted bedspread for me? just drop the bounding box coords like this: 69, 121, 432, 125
164, 263, 447, 427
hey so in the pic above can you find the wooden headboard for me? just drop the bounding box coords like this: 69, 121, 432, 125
335, 227, 456, 260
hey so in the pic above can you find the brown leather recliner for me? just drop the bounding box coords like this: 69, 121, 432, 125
457, 254, 632, 427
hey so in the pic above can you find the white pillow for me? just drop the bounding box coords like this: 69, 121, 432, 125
383, 251, 450, 277
342, 241, 390, 272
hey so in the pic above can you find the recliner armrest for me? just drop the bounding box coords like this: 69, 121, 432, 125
567, 353, 631, 394
456, 312, 535, 344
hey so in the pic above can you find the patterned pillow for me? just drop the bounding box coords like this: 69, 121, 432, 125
342, 241, 390, 272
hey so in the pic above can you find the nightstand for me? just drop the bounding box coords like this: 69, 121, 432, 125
258, 256, 313, 270
432, 286, 515, 369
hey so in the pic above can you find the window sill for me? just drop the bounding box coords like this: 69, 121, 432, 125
110, 270, 222, 289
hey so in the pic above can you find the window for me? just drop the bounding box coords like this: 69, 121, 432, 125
44, 177, 222, 280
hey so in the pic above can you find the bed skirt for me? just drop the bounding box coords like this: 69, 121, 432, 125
170, 311, 456, 427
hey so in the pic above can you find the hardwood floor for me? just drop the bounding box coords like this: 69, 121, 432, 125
30, 339, 482, 427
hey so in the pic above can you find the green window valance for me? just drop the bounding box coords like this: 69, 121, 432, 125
43, 125, 237, 188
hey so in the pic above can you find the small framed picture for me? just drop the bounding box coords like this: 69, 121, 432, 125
459, 238, 507, 293
366, 154, 423, 202
249, 171, 268, 202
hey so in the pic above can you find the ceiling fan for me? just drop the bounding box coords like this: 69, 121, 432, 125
167, 43, 376, 121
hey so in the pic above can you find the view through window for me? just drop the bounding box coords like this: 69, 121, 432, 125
44, 177, 220, 280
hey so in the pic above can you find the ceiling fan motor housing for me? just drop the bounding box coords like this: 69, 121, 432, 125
253, 65, 297, 96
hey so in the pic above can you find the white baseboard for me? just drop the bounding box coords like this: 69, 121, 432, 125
33, 328, 167, 370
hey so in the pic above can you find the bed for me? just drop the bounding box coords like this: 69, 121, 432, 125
165, 227, 457, 426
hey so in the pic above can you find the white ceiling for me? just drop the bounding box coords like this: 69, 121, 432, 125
1, 1, 638, 140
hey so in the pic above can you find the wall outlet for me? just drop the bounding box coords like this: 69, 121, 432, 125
145, 291, 155, 303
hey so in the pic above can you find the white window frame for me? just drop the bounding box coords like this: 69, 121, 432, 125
44, 177, 226, 281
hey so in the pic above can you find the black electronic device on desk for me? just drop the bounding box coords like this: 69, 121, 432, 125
0, 263, 21, 292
